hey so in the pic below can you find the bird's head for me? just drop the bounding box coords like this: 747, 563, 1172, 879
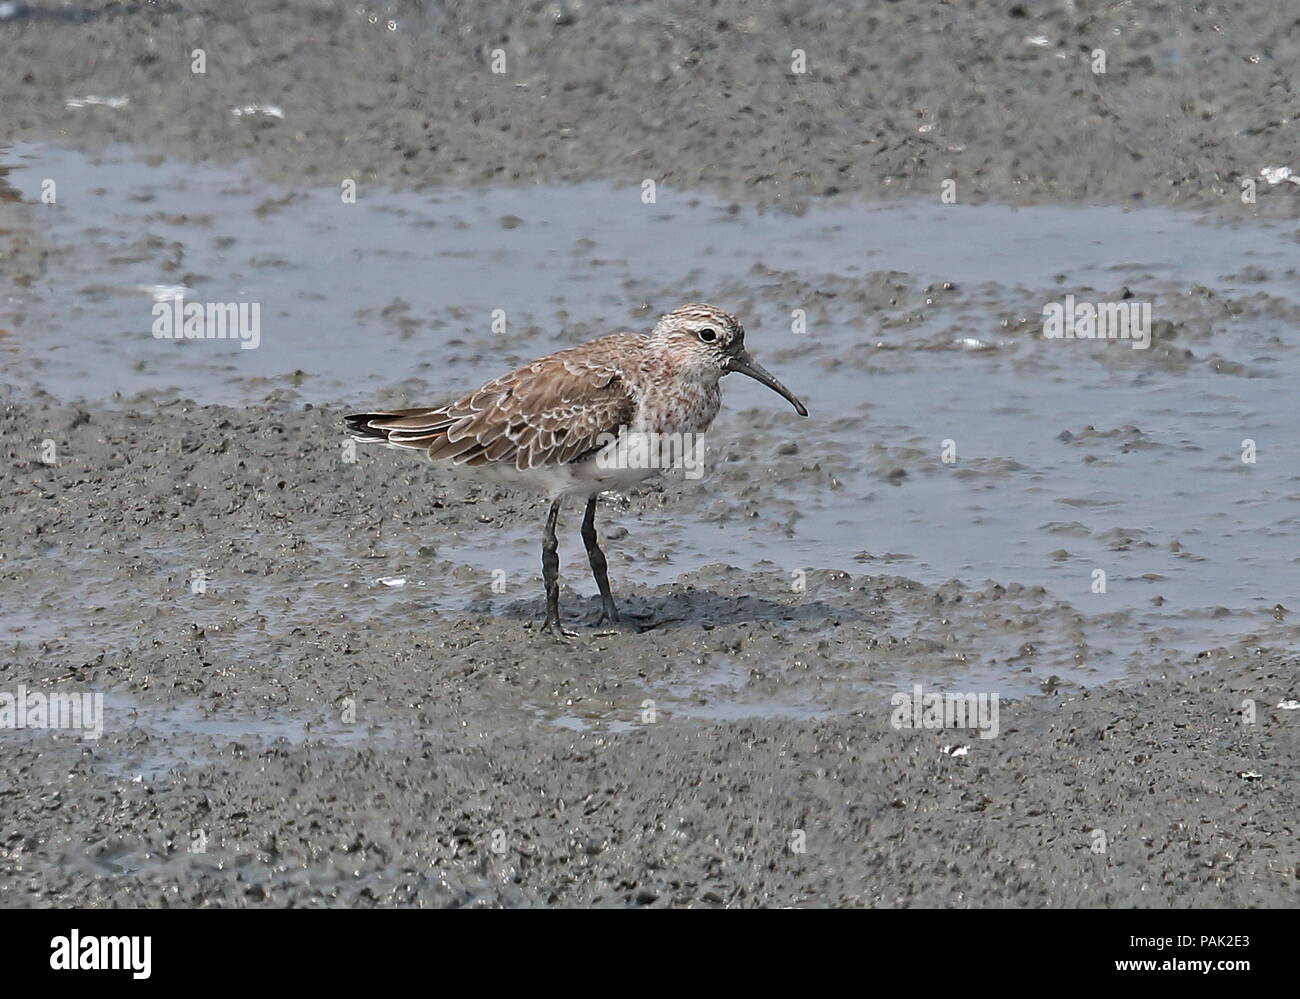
648, 303, 808, 416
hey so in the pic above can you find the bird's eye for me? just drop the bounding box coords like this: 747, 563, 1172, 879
697, 328, 718, 343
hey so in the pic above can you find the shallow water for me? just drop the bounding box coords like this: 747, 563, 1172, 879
0, 691, 402, 782
3, 143, 1298, 694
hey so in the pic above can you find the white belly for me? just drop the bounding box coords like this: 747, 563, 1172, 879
458, 454, 656, 500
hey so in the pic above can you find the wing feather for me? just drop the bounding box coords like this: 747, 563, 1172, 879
345, 334, 642, 469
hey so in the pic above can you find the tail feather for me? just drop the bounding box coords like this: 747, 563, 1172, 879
345, 409, 451, 450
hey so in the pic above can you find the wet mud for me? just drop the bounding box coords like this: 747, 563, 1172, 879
1, 1, 1298, 907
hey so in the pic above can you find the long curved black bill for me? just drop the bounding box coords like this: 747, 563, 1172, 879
726, 350, 808, 416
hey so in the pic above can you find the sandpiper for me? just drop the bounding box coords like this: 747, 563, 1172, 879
346, 303, 807, 634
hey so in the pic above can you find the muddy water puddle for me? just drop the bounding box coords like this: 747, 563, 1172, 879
0, 691, 405, 782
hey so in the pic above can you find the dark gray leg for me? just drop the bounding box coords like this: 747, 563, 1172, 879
582, 494, 619, 624
540, 498, 568, 635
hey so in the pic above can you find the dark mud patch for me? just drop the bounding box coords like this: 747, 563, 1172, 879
4, 1, 1300, 214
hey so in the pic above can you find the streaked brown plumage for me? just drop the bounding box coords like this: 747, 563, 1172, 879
346, 303, 807, 635
346, 334, 641, 474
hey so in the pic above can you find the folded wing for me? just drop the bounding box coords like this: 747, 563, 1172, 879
345, 335, 640, 470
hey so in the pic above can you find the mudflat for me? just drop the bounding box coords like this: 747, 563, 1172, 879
0, 1, 1297, 907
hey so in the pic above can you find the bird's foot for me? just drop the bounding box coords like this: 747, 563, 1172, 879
593, 604, 653, 634
540, 617, 577, 640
